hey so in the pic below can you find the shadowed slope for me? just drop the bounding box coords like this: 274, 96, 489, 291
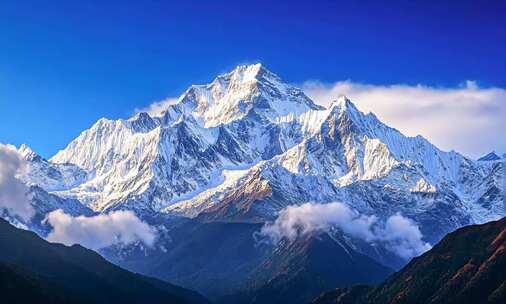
313, 217, 506, 304
0, 218, 208, 304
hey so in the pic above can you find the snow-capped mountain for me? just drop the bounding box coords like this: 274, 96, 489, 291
11, 64, 504, 302
165, 95, 503, 241
19, 64, 504, 242
1, 145, 94, 230
45, 64, 323, 213
18, 144, 86, 192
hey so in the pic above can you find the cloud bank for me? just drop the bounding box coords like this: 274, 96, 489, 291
135, 97, 179, 117
258, 202, 431, 259
302, 80, 506, 158
0, 144, 34, 221
45, 209, 156, 250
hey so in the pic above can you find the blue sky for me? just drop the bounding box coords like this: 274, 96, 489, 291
1, 0, 505, 157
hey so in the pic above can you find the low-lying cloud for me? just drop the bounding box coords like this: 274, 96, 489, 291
302, 80, 506, 158
380, 213, 431, 259
258, 202, 431, 260
0, 144, 34, 221
45, 209, 157, 250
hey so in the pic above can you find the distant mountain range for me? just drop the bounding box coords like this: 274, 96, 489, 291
3, 64, 505, 302
18, 64, 503, 236
312, 216, 506, 304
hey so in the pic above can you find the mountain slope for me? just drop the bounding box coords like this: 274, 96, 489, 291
228, 233, 392, 304
312, 217, 506, 304
105, 220, 270, 299
103, 218, 392, 304
0, 218, 208, 304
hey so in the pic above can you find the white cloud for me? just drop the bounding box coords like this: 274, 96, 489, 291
0, 143, 34, 221
379, 213, 432, 259
44, 209, 157, 250
258, 202, 431, 260
135, 97, 179, 116
302, 80, 506, 158
259, 202, 377, 243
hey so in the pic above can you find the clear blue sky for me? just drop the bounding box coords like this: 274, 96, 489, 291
1, 0, 504, 157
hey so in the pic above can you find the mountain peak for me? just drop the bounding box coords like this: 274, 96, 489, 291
330, 95, 352, 109
18, 144, 42, 161
328, 95, 361, 118
216, 63, 279, 87
231, 63, 264, 76
172, 63, 321, 127
477, 151, 501, 161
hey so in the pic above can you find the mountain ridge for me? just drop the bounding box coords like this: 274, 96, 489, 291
312, 217, 506, 304
17, 64, 504, 243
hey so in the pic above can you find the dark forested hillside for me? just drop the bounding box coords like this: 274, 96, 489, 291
0, 218, 208, 304
313, 217, 506, 304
